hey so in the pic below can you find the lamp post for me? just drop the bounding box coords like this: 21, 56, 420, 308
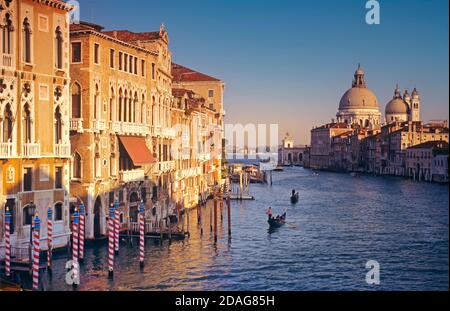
28, 201, 36, 271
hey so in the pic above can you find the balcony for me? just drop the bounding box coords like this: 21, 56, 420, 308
158, 161, 176, 173
110, 121, 148, 136
2, 54, 13, 68
161, 127, 176, 138
92, 120, 106, 132
0, 142, 14, 158
23, 142, 40, 158
55, 143, 71, 158
70, 118, 84, 133
119, 169, 145, 183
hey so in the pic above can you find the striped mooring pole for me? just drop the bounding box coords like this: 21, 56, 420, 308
32, 214, 41, 291
108, 204, 115, 278
114, 201, 120, 255
139, 201, 145, 268
79, 204, 85, 263
47, 207, 53, 272
72, 208, 79, 288
5, 207, 11, 277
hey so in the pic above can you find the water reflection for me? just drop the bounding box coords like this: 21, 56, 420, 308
41, 167, 449, 291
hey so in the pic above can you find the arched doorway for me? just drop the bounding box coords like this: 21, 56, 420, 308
94, 196, 102, 238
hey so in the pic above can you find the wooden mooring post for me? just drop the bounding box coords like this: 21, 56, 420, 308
213, 191, 218, 243
227, 191, 231, 239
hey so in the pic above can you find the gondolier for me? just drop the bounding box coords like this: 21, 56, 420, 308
266, 207, 273, 220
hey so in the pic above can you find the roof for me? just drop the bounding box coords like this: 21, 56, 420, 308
172, 63, 221, 83
102, 30, 161, 43
314, 123, 350, 130
407, 141, 449, 151
70, 21, 104, 32
118, 136, 155, 165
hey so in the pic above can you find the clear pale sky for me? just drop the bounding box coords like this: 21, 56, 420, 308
78, 0, 449, 145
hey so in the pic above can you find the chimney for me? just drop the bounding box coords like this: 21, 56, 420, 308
113, 31, 118, 39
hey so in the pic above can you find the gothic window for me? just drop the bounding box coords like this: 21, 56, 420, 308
141, 95, 146, 123
110, 87, 115, 121
24, 104, 32, 143
71, 82, 81, 118
2, 13, 13, 54
123, 90, 128, 122
2, 104, 13, 142
73, 152, 82, 179
55, 27, 63, 69
55, 106, 62, 144
133, 92, 138, 123
23, 18, 32, 63
119, 88, 123, 122
94, 84, 100, 119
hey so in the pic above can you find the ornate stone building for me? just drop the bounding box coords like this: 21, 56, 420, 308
69, 21, 159, 239
385, 85, 421, 124
1, 0, 72, 259
172, 63, 225, 192
278, 133, 309, 166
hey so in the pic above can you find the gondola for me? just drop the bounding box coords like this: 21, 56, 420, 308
290, 193, 299, 204
268, 213, 286, 229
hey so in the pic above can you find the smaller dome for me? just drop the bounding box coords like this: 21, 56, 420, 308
386, 98, 409, 114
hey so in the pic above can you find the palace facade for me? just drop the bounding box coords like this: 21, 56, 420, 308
0, 0, 72, 259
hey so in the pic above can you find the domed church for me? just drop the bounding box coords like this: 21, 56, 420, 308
336, 65, 382, 129
385, 85, 421, 124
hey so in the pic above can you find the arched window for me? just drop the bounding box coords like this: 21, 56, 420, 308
55, 27, 63, 69
141, 95, 146, 124
71, 83, 81, 118
2, 14, 13, 54
94, 84, 99, 119
151, 96, 156, 125
73, 152, 82, 179
23, 18, 31, 63
123, 90, 128, 122
110, 88, 115, 121
118, 88, 123, 122
2, 104, 13, 142
55, 106, 62, 144
23, 104, 32, 143
133, 92, 138, 123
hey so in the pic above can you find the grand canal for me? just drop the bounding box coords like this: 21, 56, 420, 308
38, 167, 449, 291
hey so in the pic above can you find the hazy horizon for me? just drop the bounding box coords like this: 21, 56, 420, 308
78, 0, 449, 145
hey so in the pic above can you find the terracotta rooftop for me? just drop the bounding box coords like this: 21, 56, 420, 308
172, 63, 221, 83
70, 21, 104, 32
102, 30, 161, 43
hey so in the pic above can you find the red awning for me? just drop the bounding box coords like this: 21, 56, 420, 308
118, 136, 155, 165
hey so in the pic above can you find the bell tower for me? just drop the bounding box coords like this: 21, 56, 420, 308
410, 88, 420, 122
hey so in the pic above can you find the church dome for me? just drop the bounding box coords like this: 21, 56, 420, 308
338, 65, 380, 111
339, 88, 379, 110
385, 98, 409, 114
386, 86, 409, 115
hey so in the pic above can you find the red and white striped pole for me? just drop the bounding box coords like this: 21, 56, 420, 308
114, 201, 120, 255
32, 214, 41, 291
139, 201, 145, 268
72, 208, 79, 288
79, 204, 85, 263
4, 207, 11, 277
108, 204, 115, 278
47, 207, 53, 272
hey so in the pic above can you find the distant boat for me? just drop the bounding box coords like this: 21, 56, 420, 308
268, 213, 286, 229
274, 165, 284, 172
350, 172, 359, 178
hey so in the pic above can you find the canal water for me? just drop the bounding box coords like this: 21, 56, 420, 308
41, 167, 448, 290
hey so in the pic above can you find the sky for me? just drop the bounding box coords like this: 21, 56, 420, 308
77, 0, 449, 145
